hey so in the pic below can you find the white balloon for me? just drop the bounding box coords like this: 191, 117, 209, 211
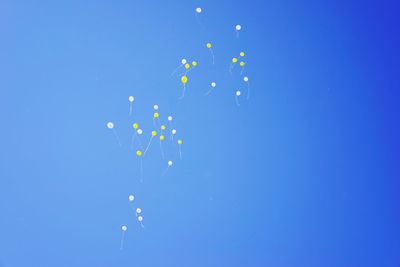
236, 24, 242, 31
128, 96, 134, 102
128, 195, 135, 202
196, 7, 202, 13
137, 129, 143, 135
244, 76, 249, 82
211, 82, 216, 88
153, 104, 159, 110
168, 116, 173, 121
236, 90, 241, 96
168, 160, 173, 166
181, 59, 187, 64
122, 225, 127, 231
136, 208, 142, 214
138, 216, 143, 222
172, 129, 177, 135
107, 122, 114, 129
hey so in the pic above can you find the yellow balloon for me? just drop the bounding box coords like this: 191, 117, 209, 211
133, 123, 139, 129
181, 75, 188, 84
192, 61, 198, 67
239, 51, 245, 57
161, 125, 166, 130
178, 139, 183, 145
206, 43, 212, 49
152, 131, 157, 136
153, 112, 159, 118
136, 150, 142, 157
240, 61, 245, 67
160, 135, 165, 141
185, 63, 190, 69
232, 57, 238, 63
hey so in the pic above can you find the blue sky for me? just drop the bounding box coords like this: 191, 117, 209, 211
0, 0, 399, 266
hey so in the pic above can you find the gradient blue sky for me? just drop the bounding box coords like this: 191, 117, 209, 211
1, 0, 400, 266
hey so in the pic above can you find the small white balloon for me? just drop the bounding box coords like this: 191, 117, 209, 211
128, 195, 135, 202
168, 160, 173, 166
138, 216, 143, 222
137, 129, 143, 135
128, 96, 134, 102
211, 82, 216, 88
196, 7, 202, 13
107, 122, 114, 129
236, 90, 241, 96
153, 104, 159, 110
236, 24, 242, 31
181, 59, 187, 64
122, 225, 127, 231
172, 129, 177, 135
168, 116, 173, 121
136, 208, 142, 214
244, 76, 249, 82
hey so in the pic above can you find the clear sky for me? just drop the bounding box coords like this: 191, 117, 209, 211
1, 0, 399, 266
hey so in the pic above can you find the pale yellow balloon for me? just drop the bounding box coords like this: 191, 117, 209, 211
136, 150, 142, 157
159, 135, 165, 141
181, 75, 188, 84
178, 139, 183, 145
151, 131, 157, 137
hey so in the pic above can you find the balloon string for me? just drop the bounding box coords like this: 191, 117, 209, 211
120, 232, 125, 250
113, 130, 122, 147
144, 137, 153, 155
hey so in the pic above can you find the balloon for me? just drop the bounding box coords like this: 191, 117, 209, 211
181, 76, 188, 84
161, 125, 166, 130
168, 116, 173, 121
168, 160, 173, 166
137, 129, 143, 135
136, 150, 143, 157
153, 112, 159, 118
128, 96, 134, 103
181, 59, 187, 64
152, 131, 157, 137
128, 195, 135, 202
107, 122, 114, 129
133, 123, 139, 129
236, 24, 242, 31
153, 104, 159, 110
121, 225, 127, 231
196, 7, 202, 13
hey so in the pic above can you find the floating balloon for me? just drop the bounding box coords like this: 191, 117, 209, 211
171, 129, 177, 140
230, 57, 238, 73
144, 131, 157, 155
180, 75, 188, 99
243, 76, 250, 99
153, 112, 160, 128
240, 51, 245, 57
128, 195, 135, 202
192, 61, 198, 67
120, 225, 128, 250
137, 215, 144, 228
239, 61, 245, 75
177, 139, 183, 159
162, 160, 174, 176
107, 122, 121, 147
235, 24, 242, 38
136, 207, 142, 215
196, 7, 202, 13
153, 104, 159, 111
167, 116, 173, 128
235, 90, 241, 106
205, 81, 217, 96
206, 43, 215, 64
128, 96, 135, 116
